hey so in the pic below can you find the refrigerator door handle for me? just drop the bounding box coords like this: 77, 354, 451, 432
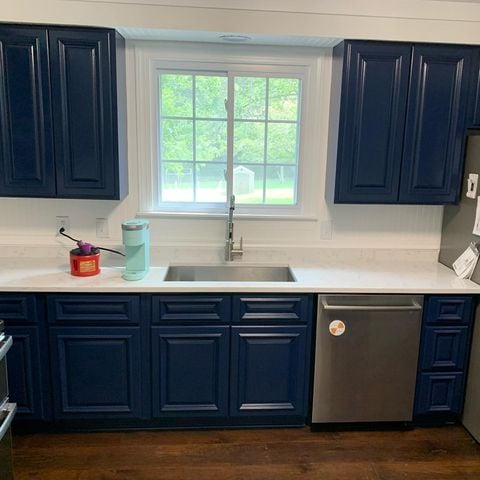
0, 404, 16, 442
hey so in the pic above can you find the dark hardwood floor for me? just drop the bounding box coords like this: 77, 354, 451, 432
12, 425, 480, 480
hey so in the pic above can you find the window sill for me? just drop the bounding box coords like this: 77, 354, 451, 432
137, 211, 318, 221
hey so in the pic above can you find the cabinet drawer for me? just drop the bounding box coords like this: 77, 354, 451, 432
0, 295, 37, 324
415, 372, 465, 416
48, 295, 140, 324
425, 297, 474, 325
233, 295, 310, 323
152, 296, 230, 323
421, 326, 470, 371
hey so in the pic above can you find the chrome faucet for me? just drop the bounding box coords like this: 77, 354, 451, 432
225, 194, 244, 261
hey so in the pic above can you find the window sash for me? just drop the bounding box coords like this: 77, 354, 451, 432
153, 66, 305, 215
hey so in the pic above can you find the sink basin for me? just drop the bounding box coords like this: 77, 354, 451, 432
164, 265, 296, 282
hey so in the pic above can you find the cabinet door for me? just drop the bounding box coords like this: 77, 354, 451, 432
415, 372, 465, 416
230, 326, 307, 417
152, 326, 229, 417
5, 326, 49, 421
49, 28, 118, 199
335, 42, 411, 203
400, 45, 473, 204
50, 327, 142, 419
0, 26, 55, 197
469, 51, 480, 127
421, 326, 470, 371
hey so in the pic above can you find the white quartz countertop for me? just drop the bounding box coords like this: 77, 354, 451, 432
0, 257, 479, 294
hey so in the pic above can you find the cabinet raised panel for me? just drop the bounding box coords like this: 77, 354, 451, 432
421, 326, 470, 371
151, 326, 229, 417
5, 326, 48, 420
334, 42, 411, 203
50, 327, 142, 419
0, 26, 55, 197
49, 28, 124, 199
415, 373, 464, 415
400, 45, 473, 204
230, 326, 307, 417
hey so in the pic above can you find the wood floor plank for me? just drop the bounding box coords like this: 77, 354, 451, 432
12, 426, 480, 480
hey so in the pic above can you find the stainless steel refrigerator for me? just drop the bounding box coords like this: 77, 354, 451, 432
439, 130, 480, 442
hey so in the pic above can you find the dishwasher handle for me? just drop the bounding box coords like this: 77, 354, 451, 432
321, 299, 423, 312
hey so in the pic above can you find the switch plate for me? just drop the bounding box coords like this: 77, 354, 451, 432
56, 216, 70, 235
467, 173, 479, 199
96, 218, 109, 238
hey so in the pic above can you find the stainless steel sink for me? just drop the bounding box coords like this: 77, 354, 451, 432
164, 265, 296, 282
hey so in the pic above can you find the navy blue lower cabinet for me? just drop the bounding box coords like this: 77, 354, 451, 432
414, 295, 475, 422
5, 326, 49, 421
230, 326, 308, 417
415, 373, 465, 416
421, 326, 470, 371
151, 326, 229, 417
50, 327, 143, 419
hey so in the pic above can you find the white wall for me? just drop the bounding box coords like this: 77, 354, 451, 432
0, 41, 444, 251
3, 0, 480, 44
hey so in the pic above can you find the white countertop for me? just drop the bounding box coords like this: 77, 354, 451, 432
0, 257, 479, 294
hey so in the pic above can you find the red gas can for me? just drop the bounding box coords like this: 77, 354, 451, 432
70, 248, 101, 277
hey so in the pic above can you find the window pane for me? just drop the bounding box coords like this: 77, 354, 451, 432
234, 121, 265, 163
233, 164, 264, 204
196, 163, 227, 202
161, 119, 193, 161
160, 74, 193, 117
196, 120, 227, 162
265, 166, 296, 204
161, 162, 194, 202
234, 77, 266, 120
268, 78, 299, 121
267, 123, 297, 164
196, 76, 227, 119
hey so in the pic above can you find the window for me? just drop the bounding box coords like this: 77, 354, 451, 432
136, 43, 322, 218
158, 71, 301, 210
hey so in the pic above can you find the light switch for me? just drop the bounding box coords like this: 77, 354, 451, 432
467, 173, 478, 199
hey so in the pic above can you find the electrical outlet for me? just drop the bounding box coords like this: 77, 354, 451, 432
56, 216, 70, 235
96, 218, 109, 238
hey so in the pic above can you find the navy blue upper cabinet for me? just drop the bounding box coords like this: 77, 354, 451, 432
0, 26, 56, 197
333, 41, 473, 205
0, 24, 127, 199
468, 50, 480, 127
334, 42, 411, 203
49, 28, 127, 199
400, 45, 473, 204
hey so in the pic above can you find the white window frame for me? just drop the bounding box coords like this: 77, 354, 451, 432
134, 41, 323, 220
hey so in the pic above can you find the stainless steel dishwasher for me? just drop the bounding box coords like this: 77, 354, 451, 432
312, 295, 423, 423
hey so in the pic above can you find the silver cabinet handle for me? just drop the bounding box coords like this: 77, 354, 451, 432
0, 403, 16, 441
321, 300, 423, 311
0, 336, 12, 363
